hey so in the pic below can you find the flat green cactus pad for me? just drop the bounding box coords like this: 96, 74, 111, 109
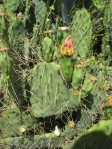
71, 8, 93, 58
28, 62, 80, 117
3, 0, 21, 12
0, 103, 37, 138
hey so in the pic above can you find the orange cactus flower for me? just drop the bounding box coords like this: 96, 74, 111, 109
61, 35, 75, 56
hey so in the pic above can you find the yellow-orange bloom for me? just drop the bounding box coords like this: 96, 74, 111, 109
88, 75, 97, 81
61, 35, 75, 56
67, 121, 75, 128
107, 95, 112, 106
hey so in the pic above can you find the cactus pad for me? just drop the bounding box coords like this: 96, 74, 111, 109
28, 62, 79, 117
71, 8, 93, 58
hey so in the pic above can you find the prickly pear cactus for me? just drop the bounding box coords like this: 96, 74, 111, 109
81, 74, 97, 98
0, 0, 111, 148
75, 61, 110, 132
92, 0, 109, 11
60, 35, 75, 83
101, 0, 112, 55
31, 1, 48, 46
74, 120, 112, 149
42, 35, 55, 62
0, 102, 38, 138
28, 62, 80, 117
6, 12, 26, 105
34, 1, 47, 32
71, 8, 93, 58
0, 51, 10, 74
60, 57, 74, 83
72, 60, 86, 90
104, 94, 112, 120
0, 5, 9, 45
0, 51, 10, 104
2, 0, 22, 12
0, 4, 10, 86
8, 14, 25, 44
0, 4, 10, 105
104, 106, 112, 120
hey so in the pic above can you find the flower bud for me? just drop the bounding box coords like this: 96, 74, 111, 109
61, 35, 75, 56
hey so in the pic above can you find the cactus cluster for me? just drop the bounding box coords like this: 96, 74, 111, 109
0, 0, 112, 148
